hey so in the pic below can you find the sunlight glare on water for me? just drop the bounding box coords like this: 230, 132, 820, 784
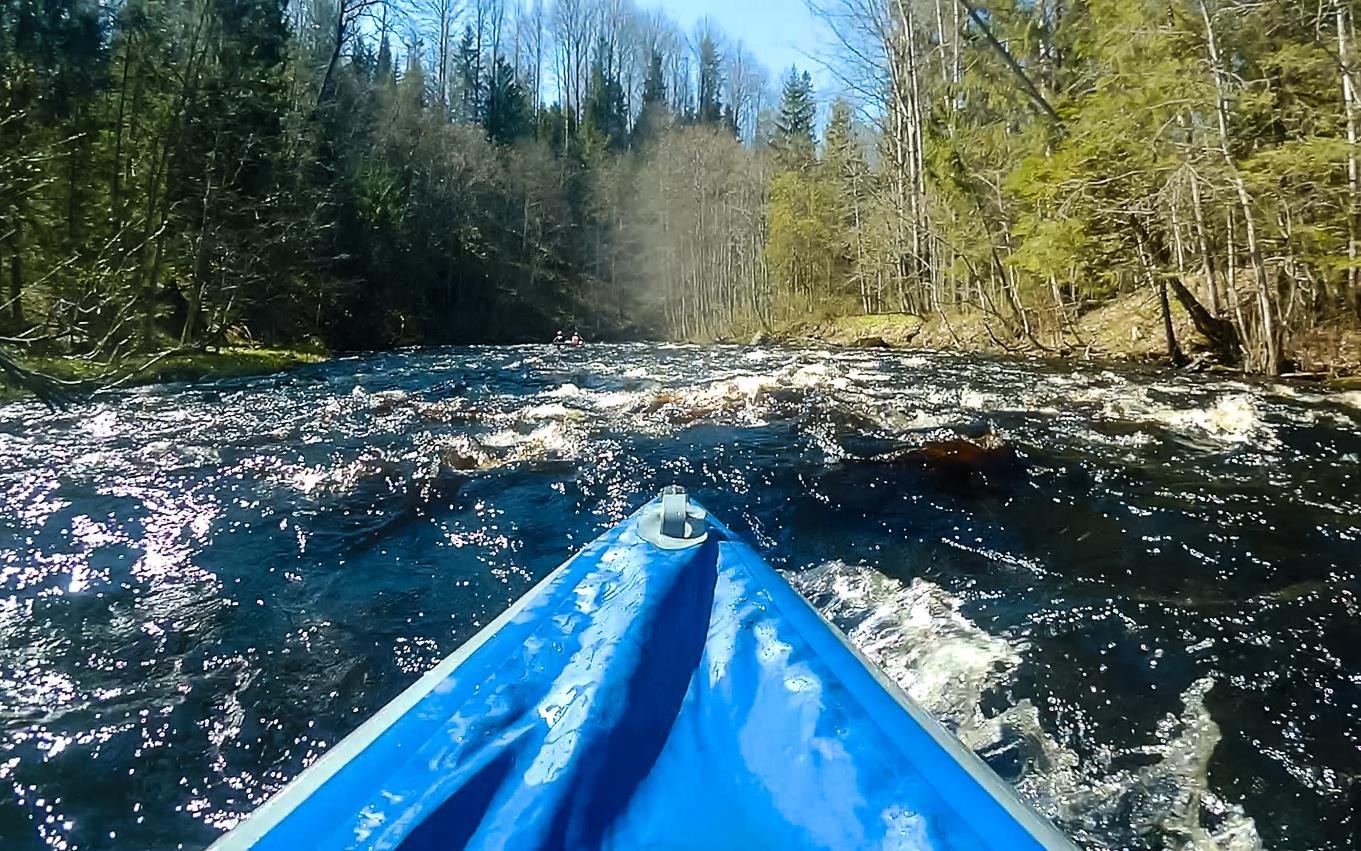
1, 344, 1359, 850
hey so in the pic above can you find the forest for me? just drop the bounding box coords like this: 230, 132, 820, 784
2, 0, 1360, 374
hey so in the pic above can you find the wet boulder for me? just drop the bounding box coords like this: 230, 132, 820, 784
850, 335, 890, 349
434, 434, 494, 472
416, 399, 482, 423
877, 436, 1027, 494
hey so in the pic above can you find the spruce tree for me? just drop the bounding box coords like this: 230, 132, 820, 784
457, 26, 481, 123
642, 50, 667, 108
773, 67, 816, 169
484, 56, 531, 145
583, 40, 628, 152
697, 35, 724, 126
632, 49, 670, 145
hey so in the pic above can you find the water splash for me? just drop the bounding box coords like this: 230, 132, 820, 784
788, 561, 1262, 851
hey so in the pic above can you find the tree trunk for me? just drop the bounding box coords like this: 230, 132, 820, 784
1136, 225, 1187, 366
1188, 171, 1222, 316
1337, 0, 1360, 316
318, 4, 347, 108
955, 0, 1060, 122
66, 114, 82, 244
139, 0, 212, 349
1223, 207, 1249, 349
1134, 216, 1240, 362
182, 280, 202, 345
6, 222, 21, 326
1201, 0, 1280, 373
1158, 277, 1186, 366
111, 44, 133, 215
1167, 275, 1240, 362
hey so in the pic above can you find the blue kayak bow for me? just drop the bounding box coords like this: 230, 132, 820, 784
213, 490, 1074, 850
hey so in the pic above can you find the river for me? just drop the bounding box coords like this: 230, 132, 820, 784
0, 344, 1357, 850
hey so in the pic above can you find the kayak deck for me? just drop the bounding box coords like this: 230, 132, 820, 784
214, 496, 1074, 850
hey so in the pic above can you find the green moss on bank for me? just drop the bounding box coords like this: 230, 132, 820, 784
135, 347, 327, 384
819, 314, 926, 346
1, 346, 327, 402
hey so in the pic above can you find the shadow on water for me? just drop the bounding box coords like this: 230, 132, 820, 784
0, 343, 1358, 849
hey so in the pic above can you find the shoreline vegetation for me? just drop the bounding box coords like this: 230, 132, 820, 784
739, 286, 1361, 389
5, 0, 1361, 397
5, 300, 1360, 406
0, 346, 327, 404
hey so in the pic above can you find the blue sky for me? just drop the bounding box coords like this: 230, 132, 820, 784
639, 0, 824, 82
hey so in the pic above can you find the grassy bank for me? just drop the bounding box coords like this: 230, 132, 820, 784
0, 346, 328, 403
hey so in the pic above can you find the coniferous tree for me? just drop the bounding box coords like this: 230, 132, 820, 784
0, 0, 104, 329
457, 25, 481, 122
583, 40, 628, 152
772, 67, 816, 169
642, 50, 667, 108
484, 56, 532, 145
696, 34, 724, 126
632, 49, 670, 145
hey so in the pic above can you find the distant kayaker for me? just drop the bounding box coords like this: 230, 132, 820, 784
553, 330, 565, 345
570, 332, 583, 347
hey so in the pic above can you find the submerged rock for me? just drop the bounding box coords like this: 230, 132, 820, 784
434, 435, 493, 472
877, 436, 1026, 493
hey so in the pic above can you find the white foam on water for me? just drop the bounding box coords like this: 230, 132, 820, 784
789, 363, 839, 389
788, 561, 1019, 734
290, 458, 370, 496
731, 375, 771, 398
1031, 678, 1262, 851
518, 402, 575, 421
848, 369, 892, 383
668, 362, 857, 420
479, 429, 525, 449
787, 561, 1262, 850
893, 355, 929, 368
879, 410, 955, 432
589, 390, 644, 409
1160, 394, 1265, 443
960, 389, 995, 410
1099, 391, 1274, 446
82, 409, 119, 438
479, 422, 581, 463
638, 373, 783, 425
517, 422, 579, 459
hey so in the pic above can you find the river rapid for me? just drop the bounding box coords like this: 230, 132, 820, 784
0, 344, 1358, 850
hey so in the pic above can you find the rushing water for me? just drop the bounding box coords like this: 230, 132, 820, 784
0, 344, 1358, 850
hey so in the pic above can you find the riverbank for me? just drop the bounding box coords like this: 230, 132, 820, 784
762, 288, 1361, 387
0, 346, 327, 403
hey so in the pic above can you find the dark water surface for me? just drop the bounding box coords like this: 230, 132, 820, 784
1, 344, 1358, 850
